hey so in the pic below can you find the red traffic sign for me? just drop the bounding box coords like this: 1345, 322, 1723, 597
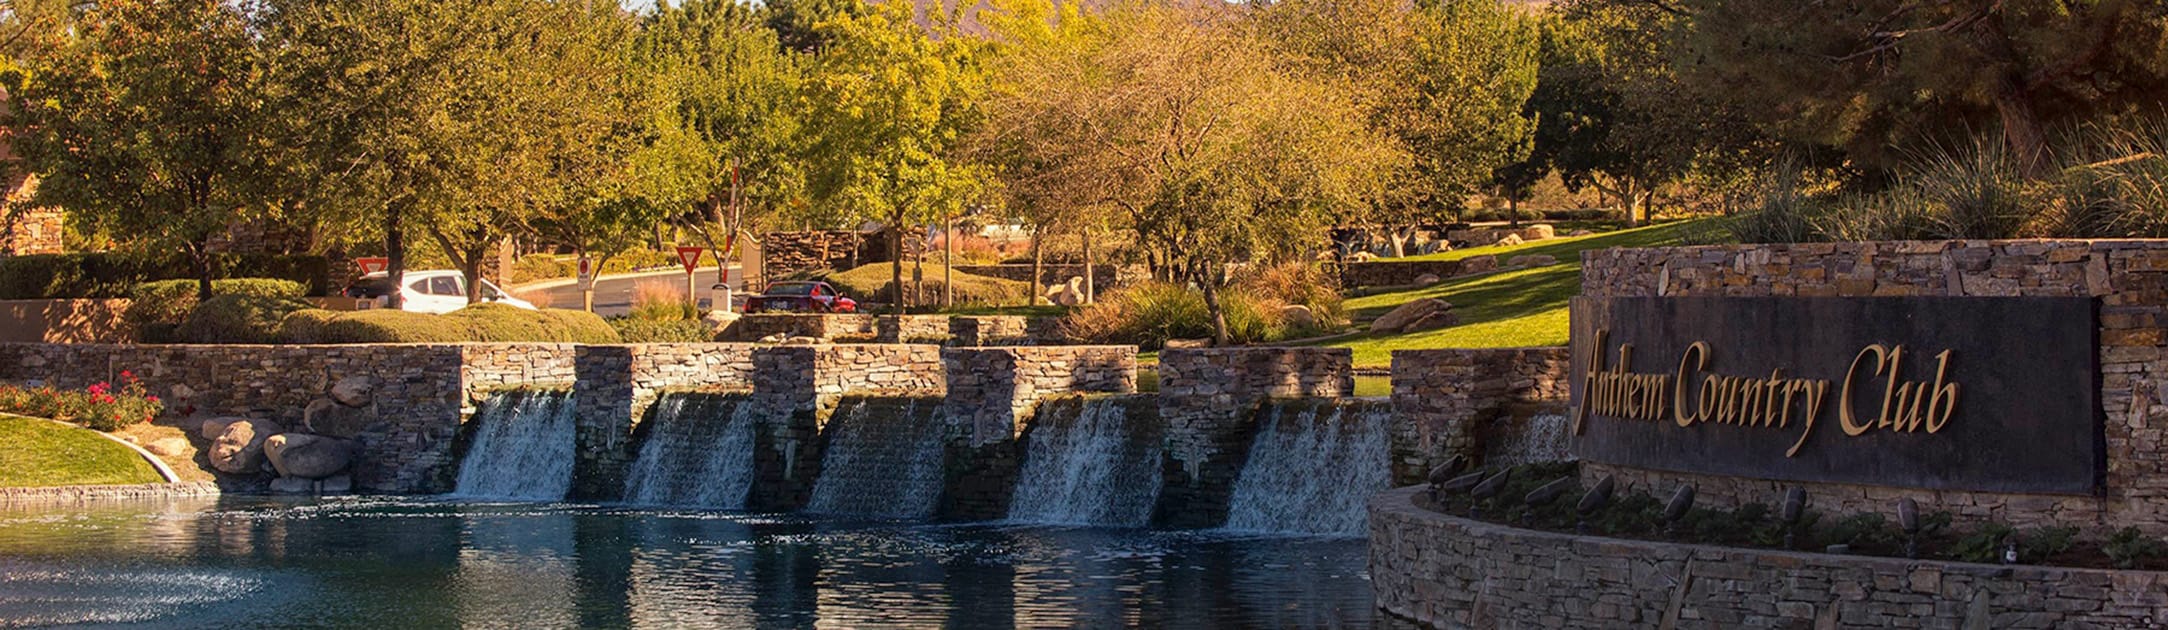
675, 246, 705, 273
355, 257, 389, 275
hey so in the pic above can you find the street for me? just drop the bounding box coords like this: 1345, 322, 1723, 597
524, 266, 737, 317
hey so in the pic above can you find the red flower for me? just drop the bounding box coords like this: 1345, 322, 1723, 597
145, 396, 160, 404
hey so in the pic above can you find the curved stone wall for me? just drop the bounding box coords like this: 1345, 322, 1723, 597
1368, 486, 2168, 629
1579, 240, 2168, 533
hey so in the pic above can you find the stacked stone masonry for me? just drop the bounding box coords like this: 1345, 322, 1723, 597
1580, 240, 2168, 534
1154, 347, 1353, 527
1389, 348, 1571, 485
1371, 486, 2168, 629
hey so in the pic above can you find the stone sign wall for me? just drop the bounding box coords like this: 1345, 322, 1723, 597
1580, 240, 2168, 532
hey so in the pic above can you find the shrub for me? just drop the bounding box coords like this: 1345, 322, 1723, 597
127, 278, 309, 343
177, 295, 312, 344
0, 253, 330, 299
609, 318, 714, 343
0, 371, 163, 431
1232, 262, 1349, 335
2105, 527, 2168, 569
1056, 281, 1299, 348
279, 309, 473, 343
535, 309, 621, 344
630, 281, 697, 321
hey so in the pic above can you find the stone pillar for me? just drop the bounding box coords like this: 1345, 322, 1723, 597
572, 345, 636, 501
936, 346, 1137, 520
1154, 347, 1352, 528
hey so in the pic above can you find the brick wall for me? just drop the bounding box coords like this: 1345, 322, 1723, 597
1370, 486, 2168, 629
1580, 240, 2168, 533
1388, 348, 1570, 485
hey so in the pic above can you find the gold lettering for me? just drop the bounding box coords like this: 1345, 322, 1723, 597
1926, 350, 1958, 432
1840, 345, 1887, 437
1788, 380, 1830, 457
1572, 329, 1608, 435
1673, 342, 1707, 426
1876, 345, 1906, 430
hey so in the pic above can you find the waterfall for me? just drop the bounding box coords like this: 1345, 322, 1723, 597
805, 397, 948, 519
622, 393, 759, 509
453, 389, 577, 501
1482, 413, 1574, 467
1223, 399, 1391, 537
1007, 395, 1163, 527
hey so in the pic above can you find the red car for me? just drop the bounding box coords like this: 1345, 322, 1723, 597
745, 281, 858, 314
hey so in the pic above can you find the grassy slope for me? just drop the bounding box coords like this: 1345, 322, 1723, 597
1324, 219, 1718, 368
0, 414, 164, 487
827, 262, 1032, 305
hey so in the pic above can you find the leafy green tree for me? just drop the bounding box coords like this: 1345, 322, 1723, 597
634, 0, 805, 289
1258, 0, 1537, 250
1675, 0, 2168, 175
7, 0, 265, 300
979, 3, 1393, 343
801, 0, 986, 312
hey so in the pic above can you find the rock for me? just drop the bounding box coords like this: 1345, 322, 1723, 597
1459, 255, 1499, 275
1413, 273, 1442, 286
1045, 277, 1086, 306
1416, 241, 1447, 255
1495, 233, 1524, 247
759, 332, 789, 344
145, 437, 191, 458
1402, 309, 1460, 333
1347, 252, 1378, 263
303, 398, 378, 439
1163, 338, 1212, 349
1518, 224, 1556, 241
1371, 298, 1451, 334
269, 476, 314, 494
209, 419, 283, 474
198, 416, 246, 440
704, 309, 741, 330
782, 336, 821, 345
1568, 229, 1594, 237
319, 474, 353, 494
265, 433, 355, 479
329, 376, 374, 408
1280, 304, 1317, 329
1507, 254, 1559, 268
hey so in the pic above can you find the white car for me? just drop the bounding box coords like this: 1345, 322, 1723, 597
341, 270, 537, 314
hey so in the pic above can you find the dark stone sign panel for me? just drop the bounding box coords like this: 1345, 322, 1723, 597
1569, 296, 2101, 495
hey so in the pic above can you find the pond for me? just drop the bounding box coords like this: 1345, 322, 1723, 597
0, 497, 1379, 628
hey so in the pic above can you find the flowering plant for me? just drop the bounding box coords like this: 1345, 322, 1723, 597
0, 370, 163, 431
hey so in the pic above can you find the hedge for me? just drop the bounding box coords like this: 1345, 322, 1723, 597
178, 295, 314, 344
0, 253, 332, 299
126, 278, 308, 343
276, 305, 622, 344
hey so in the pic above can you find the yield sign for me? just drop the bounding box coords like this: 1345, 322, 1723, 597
355, 257, 389, 275
675, 246, 705, 273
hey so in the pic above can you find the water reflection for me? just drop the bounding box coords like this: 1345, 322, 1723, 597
0, 499, 1374, 629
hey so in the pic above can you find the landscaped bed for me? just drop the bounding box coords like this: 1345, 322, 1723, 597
0, 414, 165, 487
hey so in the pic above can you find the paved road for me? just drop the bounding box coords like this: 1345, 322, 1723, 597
526, 266, 738, 317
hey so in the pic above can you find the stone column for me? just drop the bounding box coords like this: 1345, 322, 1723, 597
1155, 347, 1352, 528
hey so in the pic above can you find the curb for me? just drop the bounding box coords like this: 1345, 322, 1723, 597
19, 415, 183, 484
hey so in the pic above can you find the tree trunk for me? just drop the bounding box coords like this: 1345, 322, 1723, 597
1081, 227, 1094, 305
189, 241, 214, 302
1198, 266, 1230, 347
385, 204, 406, 310
1993, 86, 2051, 177
1509, 198, 1521, 228
891, 224, 906, 314
1030, 230, 1044, 307
942, 216, 954, 309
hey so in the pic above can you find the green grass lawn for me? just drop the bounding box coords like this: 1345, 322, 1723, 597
1323, 219, 1721, 368
0, 414, 164, 487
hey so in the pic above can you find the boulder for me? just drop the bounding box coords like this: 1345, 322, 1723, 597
1518, 224, 1556, 241
319, 474, 353, 495
303, 398, 378, 439
1402, 308, 1460, 333
1346, 252, 1378, 263
1046, 277, 1087, 306
1495, 233, 1525, 247
269, 476, 315, 495
1460, 255, 1499, 275
1507, 254, 1559, 268
782, 335, 821, 345
1280, 304, 1317, 329
144, 437, 192, 458
1568, 229, 1594, 237
1416, 241, 1449, 255
265, 433, 355, 479
198, 416, 246, 440
1413, 273, 1442, 286
329, 376, 374, 408
1371, 298, 1452, 334
209, 419, 283, 474
759, 332, 790, 344
1163, 338, 1212, 349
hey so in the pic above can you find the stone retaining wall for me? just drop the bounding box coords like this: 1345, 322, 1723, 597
745, 344, 947, 510
1154, 347, 1353, 527
570, 343, 759, 500
1580, 240, 2168, 533
951, 264, 1119, 291
0, 481, 223, 505
0, 299, 131, 343
726, 313, 1066, 345
1369, 485, 2168, 629
938, 346, 1138, 520
1389, 348, 1571, 485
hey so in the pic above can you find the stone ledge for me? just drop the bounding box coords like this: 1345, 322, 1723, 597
0, 481, 222, 505
1368, 485, 2168, 629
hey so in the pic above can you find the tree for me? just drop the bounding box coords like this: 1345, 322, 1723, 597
1258, 0, 1537, 252
801, 0, 985, 313
1675, 0, 2168, 175
634, 0, 805, 295
979, 3, 1393, 343
7, 0, 265, 300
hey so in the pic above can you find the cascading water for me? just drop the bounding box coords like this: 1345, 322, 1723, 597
805, 397, 948, 519
622, 393, 759, 509
1007, 395, 1163, 527
453, 389, 577, 501
1482, 413, 1573, 467
1223, 399, 1391, 537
